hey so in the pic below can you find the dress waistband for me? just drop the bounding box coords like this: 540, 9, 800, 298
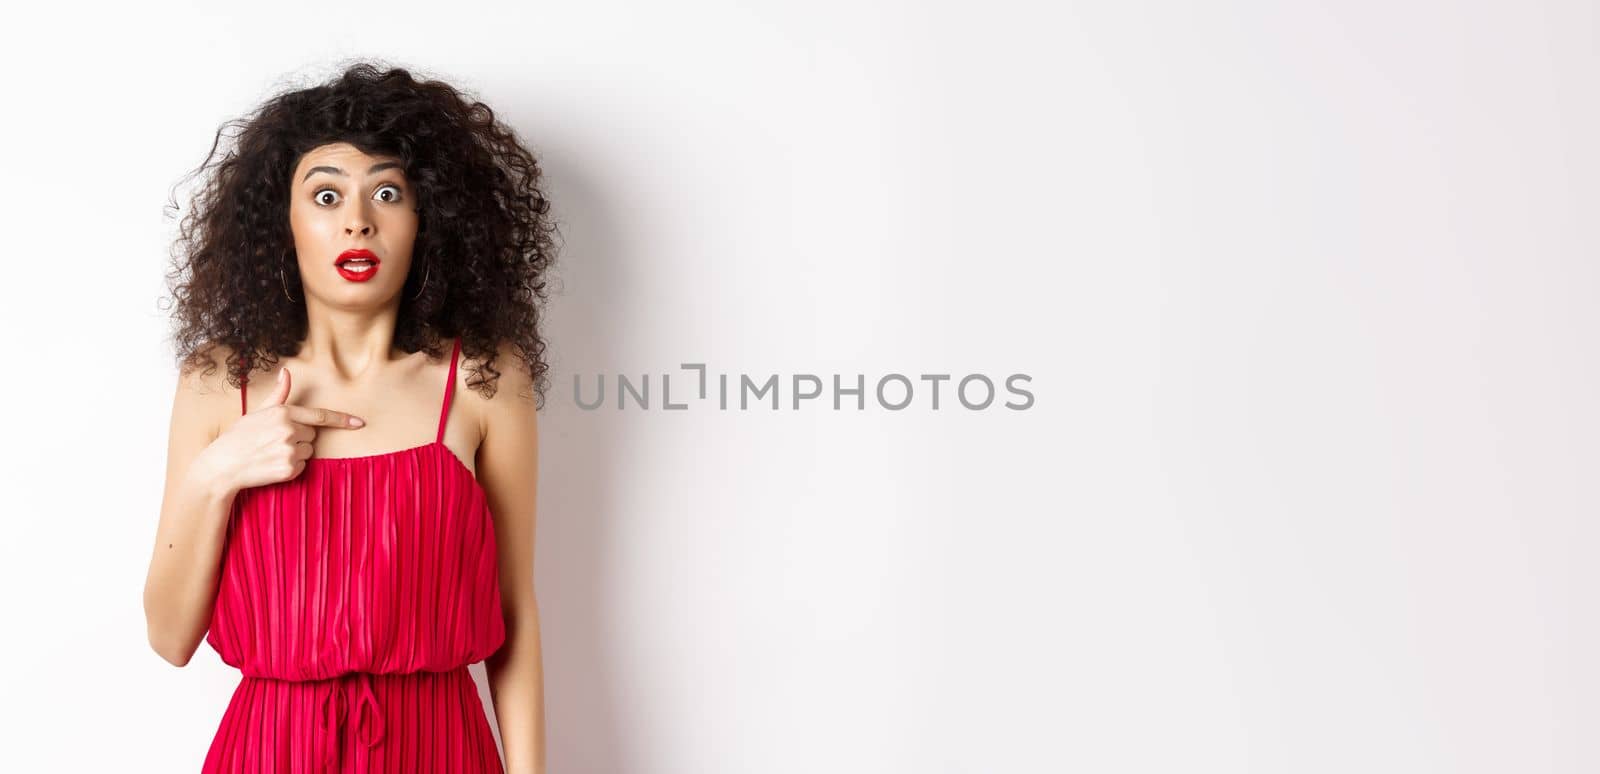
236, 666, 474, 766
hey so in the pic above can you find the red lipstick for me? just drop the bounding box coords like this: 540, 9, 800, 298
335, 249, 381, 282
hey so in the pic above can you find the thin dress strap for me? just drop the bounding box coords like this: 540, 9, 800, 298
436, 337, 461, 444
240, 375, 248, 416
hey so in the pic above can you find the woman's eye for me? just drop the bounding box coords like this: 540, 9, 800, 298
314, 189, 340, 206
374, 184, 403, 203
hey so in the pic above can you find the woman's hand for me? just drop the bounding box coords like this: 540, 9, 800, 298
202, 367, 366, 492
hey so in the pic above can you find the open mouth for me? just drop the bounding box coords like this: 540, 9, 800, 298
335, 249, 381, 281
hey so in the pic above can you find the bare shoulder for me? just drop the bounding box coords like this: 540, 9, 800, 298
455, 339, 539, 444
167, 340, 264, 457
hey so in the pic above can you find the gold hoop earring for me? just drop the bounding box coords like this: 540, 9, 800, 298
280, 260, 299, 303
410, 261, 431, 300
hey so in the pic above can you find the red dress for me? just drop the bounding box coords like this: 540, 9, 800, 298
203, 337, 507, 772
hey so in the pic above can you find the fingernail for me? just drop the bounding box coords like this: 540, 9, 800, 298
349, 417, 364, 427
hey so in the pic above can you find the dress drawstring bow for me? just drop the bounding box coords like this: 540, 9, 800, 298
316, 672, 386, 768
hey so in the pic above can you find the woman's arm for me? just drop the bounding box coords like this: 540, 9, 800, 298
142, 357, 366, 666
142, 361, 240, 667
477, 343, 547, 774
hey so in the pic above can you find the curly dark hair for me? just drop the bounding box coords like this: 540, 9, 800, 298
163, 60, 559, 407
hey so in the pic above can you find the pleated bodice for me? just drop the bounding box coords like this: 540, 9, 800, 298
204, 439, 506, 680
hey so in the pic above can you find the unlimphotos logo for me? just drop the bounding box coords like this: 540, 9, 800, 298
574, 364, 1035, 411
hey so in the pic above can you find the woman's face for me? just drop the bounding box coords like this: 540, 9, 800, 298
287, 142, 419, 306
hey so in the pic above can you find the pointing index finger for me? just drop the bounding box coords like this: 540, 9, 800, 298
285, 404, 365, 428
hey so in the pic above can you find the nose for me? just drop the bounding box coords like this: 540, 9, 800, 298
344, 203, 375, 237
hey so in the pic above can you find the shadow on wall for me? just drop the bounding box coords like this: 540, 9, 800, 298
470, 106, 636, 774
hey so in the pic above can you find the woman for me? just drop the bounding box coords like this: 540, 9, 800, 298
142, 62, 556, 773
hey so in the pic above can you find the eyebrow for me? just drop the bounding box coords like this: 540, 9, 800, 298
302, 161, 404, 182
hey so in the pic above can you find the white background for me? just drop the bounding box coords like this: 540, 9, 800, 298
0, 1, 1594, 771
